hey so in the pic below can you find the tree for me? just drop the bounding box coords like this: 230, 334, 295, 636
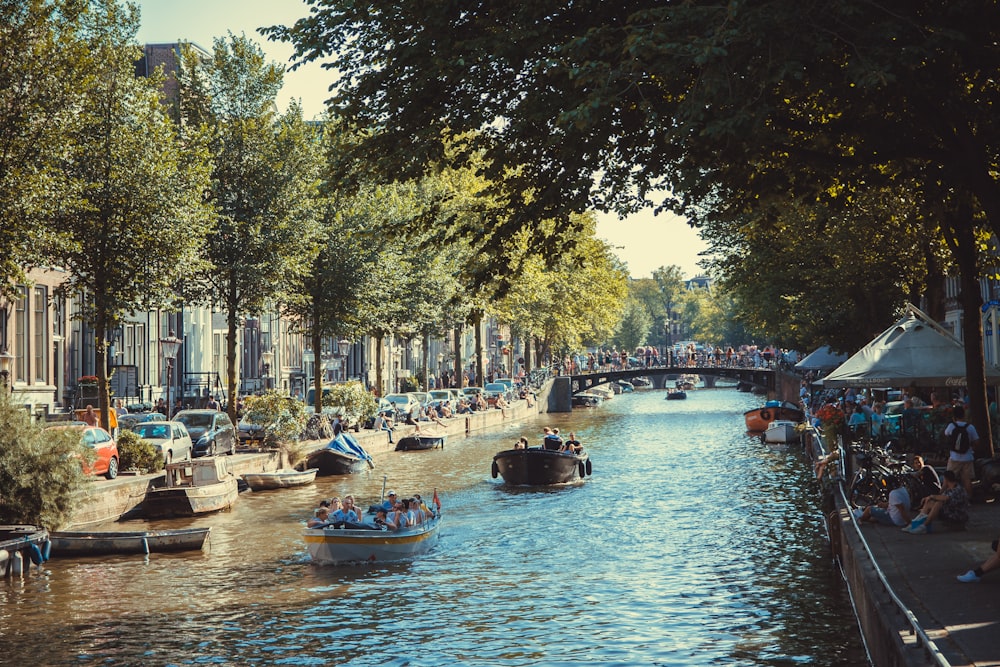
652, 266, 686, 348
0, 0, 88, 299
178, 35, 322, 426
615, 298, 652, 352
55, 0, 212, 430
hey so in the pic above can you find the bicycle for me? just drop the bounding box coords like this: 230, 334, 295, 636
848, 439, 918, 508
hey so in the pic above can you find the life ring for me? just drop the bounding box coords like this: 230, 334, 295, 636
578, 461, 586, 478
759, 409, 772, 422
585, 459, 593, 476
491, 460, 499, 479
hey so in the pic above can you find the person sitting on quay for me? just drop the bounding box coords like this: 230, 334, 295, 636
456, 399, 472, 415
909, 454, 941, 505
903, 470, 969, 534
957, 535, 1000, 583
856, 476, 912, 528
375, 411, 394, 444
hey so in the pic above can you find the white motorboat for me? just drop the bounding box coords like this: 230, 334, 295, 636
763, 420, 800, 444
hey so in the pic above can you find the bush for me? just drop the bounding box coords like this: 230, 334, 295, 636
322, 381, 377, 427
117, 430, 163, 473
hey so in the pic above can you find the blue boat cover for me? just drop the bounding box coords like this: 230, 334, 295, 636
325, 432, 373, 462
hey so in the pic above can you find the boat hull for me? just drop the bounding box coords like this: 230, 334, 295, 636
306, 449, 369, 475
763, 421, 800, 444
49, 527, 211, 556
0, 525, 49, 565
744, 402, 804, 432
242, 468, 318, 491
395, 435, 446, 451
492, 449, 591, 486
143, 479, 239, 518
572, 393, 603, 407
304, 517, 441, 565
665, 390, 687, 400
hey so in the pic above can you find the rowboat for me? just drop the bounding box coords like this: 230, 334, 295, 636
763, 420, 800, 444
143, 457, 239, 518
491, 447, 592, 486
242, 468, 318, 491
304, 514, 441, 565
395, 434, 446, 451
572, 392, 603, 408
744, 400, 804, 432
307, 433, 374, 475
48, 527, 211, 557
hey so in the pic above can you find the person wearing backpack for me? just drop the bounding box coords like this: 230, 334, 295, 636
944, 404, 978, 497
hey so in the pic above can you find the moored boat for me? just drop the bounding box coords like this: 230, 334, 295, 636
395, 434, 446, 451
491, 447, 592, 486
744, 400, 804, 432
0, 525, 50, 569
304, 513, 442, 565
763, 420, 800, 444
572, 392, 603, 408
48, 527, 211, 557
665, 389, 687, 400
242, 468, 318, 491
307, 433, 374, 475
143, 457, 239, 519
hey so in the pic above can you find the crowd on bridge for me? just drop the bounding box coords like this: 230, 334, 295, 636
557, 344, 801, 375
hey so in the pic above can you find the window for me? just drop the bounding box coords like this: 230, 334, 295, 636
14, 286, 27, 382
34, 286, 47, 383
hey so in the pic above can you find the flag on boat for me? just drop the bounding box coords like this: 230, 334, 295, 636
432, 488, 441, 511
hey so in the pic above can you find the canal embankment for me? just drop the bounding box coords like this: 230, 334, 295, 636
65, 398, 537, 528
804, 429, 1000, 667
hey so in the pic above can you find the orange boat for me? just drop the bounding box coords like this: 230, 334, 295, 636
744, 400, 803, 432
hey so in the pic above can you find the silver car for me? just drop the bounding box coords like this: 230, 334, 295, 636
133, 420, 193, 465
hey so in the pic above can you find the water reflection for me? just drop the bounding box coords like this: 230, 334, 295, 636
1, 388, 866, 666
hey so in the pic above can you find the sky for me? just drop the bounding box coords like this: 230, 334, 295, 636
135, 0, 710, 279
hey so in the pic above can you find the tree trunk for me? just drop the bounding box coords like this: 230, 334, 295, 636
375, 333, 384, 397
94, 319, 111, 432
452, 325, 462, 388
472, 311, 484, 387
421, 332, 430, 390
312, 328, 323, 413
226, 286, 239, 428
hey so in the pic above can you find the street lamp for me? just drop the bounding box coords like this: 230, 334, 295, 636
0, 349, 13, 389
261, 348, 274, 390
337, 339, 350, 383
159, 332, 182, 417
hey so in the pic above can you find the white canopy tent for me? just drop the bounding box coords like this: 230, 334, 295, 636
822, 305, 1000, 388
795, 346, 849, 372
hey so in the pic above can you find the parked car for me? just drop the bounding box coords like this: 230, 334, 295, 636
410, 391, 431, 407
119, 412, 167, 432
383, 393, 421, 417
484, 382, 513, 407
50, 424, 119, 479
462, 387, 486, 399
133, 421, 193, 465
428, 390, 454, 403
173, 409, 236, 457
238, 418, 265, 447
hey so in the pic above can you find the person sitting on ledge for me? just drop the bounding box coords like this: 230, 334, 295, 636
957, 535, 1000, 583
856, 476, 911, 528
904, 469, 969, 534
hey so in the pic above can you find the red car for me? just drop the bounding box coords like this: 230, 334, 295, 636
52, 424, 120, 480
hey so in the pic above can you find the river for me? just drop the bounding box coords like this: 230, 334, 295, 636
0, 387, 868, 666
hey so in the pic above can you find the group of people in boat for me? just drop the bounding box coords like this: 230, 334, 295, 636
512, 427, 583, 454
307, 489, 437, 531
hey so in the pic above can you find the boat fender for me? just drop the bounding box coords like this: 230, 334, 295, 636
585, 459, 592, 476
41, 539, 51, 562
491, 460, 499, 479
28, 542, 43, 566
578, 461, 586, 478
759, 409, 772, 421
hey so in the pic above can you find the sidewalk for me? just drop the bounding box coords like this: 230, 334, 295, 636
857, 501, 1000, 667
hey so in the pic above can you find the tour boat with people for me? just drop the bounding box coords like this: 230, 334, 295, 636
744, 400, 804, 432
142, 457, 239, 518
304, 491, 442, 565
491, 444, 592, 486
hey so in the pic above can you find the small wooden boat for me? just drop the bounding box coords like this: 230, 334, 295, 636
572, 392, 603, 408
744, 400, 804, 432
631, 376, 651, 387
395, 434, 446, 451
242, 468, 319, 491
143, 457, 239, 518
48, 527, 211, 557
763, 420, 800, 444
307, 433, 374, 475
304, 513, 442, 565
0, 525, 50, 569
491, 447, 592, 486
665, 389, 687, 400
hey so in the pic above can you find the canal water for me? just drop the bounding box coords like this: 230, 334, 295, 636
1, 388, 868, 666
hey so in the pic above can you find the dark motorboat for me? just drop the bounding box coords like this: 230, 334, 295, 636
395, 434, 446, 451
49, 527, 211, 557
616, 380, 635, 393
631, 377, 651, 387
572, 392, 603, 408
307, 433, 374, 475
491, 448, 593, 486
665, 389, 687, 400
744, 400, 804, 432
